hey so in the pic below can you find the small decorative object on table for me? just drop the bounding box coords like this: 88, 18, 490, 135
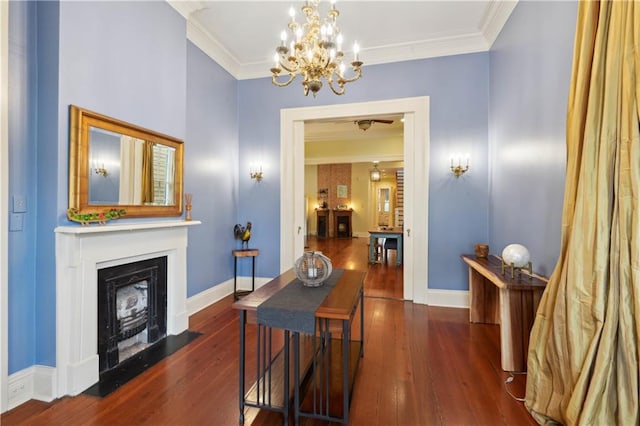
185, 193, 193, 221
67, 208, 126, 226
474, 243, 489, 258
294, 251, 333, 287
501, 243, 532, 279
234, 222, 252, 249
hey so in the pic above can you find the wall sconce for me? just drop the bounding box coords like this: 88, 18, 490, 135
94, 163, 108, 177
250, 165, 263, 182
370, 162, 381, 182
450, 155, 469, 178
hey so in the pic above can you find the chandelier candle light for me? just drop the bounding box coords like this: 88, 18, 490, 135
271, 0, 363, 97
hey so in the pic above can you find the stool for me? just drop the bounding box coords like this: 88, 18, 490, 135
232, 249, 259, 300
383, 238, 397, 263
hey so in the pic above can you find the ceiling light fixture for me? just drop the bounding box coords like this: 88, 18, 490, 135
370, 162, 381, 182
270, 0, 363, 97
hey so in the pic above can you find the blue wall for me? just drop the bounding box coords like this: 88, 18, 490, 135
7, 0, 578, 375
185, 41, 239, 297
8, 0, 38, 373
238, 54, 491, 290
489, 1, 578, 276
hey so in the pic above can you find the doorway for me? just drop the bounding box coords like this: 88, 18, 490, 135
280, 97, 430, 303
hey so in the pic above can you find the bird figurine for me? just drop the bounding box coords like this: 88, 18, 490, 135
234, 222, 252, 249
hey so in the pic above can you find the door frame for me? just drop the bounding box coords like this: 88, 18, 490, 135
280, 97, 429, 303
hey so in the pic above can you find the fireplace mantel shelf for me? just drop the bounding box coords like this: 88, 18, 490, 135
55, 220, 201, 235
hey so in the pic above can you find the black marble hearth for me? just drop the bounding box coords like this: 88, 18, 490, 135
84, 330, 201, 397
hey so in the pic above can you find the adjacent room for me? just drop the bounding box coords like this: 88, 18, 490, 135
2, 1, 638, 425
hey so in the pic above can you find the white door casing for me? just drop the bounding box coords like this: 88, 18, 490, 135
280, 97, 429, 303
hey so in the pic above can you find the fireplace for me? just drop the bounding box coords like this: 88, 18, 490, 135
55, 220, 200, 397
97, 256, 167, 372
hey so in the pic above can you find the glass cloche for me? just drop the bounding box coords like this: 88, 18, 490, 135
294, 251, 333, 287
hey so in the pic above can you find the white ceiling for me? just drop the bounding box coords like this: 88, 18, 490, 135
167, 1, 517, 150
169, 0, 517, 80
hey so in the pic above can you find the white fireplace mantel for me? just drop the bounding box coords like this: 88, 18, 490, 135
54, 220, 200, 397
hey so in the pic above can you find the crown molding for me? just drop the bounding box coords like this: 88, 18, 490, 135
167, 0, 206, 21
173, 0, 518, 81
237, 31, 491, 80
480, 0, 519, 46
186, 18, 241, 78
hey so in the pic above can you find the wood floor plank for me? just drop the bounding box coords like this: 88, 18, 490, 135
2, 236, 536, 425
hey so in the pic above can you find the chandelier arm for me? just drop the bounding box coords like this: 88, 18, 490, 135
272, 73, 296, 87
339, 67, 363, 84
327, 78, 346, 96
280, 61, 300, 74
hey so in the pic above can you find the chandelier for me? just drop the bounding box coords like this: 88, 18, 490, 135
270, 0, 363, 97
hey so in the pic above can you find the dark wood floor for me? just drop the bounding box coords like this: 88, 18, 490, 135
2, 237, 536, 425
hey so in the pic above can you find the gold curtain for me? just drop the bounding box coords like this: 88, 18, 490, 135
526, 1, 639, 424
141, 141, 155, 204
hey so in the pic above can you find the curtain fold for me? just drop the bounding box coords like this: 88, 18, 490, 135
525, 1, 640, 425
118, 135, 144, 205
141, 141, 155, 204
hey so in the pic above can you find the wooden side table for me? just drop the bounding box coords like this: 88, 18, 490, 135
461, 254, 547, 371
232, 249, 259, 300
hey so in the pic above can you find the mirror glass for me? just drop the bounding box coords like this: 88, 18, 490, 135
69, 105, 184, 218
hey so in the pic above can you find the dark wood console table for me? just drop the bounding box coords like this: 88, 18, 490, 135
232, 269, 365, 425
461, 254, 547, 372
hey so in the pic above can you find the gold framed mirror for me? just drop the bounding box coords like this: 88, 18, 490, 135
69, 105, 184, 218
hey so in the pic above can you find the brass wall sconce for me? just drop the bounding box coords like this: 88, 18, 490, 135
94, 164, 108, 177
250, 165, 263, 182
450, 156, 469, 178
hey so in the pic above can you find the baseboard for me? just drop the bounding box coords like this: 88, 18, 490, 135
426, 289, 469, 309
186, 276, 272, 316
186, 279, 234, 315
7, 365, 55, 410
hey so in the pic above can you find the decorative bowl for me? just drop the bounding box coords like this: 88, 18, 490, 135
294, 251, 333, 287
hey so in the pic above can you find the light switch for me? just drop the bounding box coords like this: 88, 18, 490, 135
9, 213, 23, 232
13, 195, 27, 213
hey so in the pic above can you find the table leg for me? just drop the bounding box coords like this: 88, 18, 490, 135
294, 332, 300, 426
342, 319, 349, 425
251, 255, 256, 292
397, 236, 403, 266
234, 257, 238, 300
369, 235, 375, 264
284, 330, 290, 426
239, 310, 246, 423
360, 289, 364, 357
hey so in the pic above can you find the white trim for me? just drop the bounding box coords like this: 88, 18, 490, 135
305, 154, 403, 166
1, 0, 9, 413
7, 366, 56, 411
186, 18, 241, 78
280, 97, 430, 304
55, 222, 198, 397
426, 289, 469, 309
186, 277, 272, 316
480, 0, 518, 47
